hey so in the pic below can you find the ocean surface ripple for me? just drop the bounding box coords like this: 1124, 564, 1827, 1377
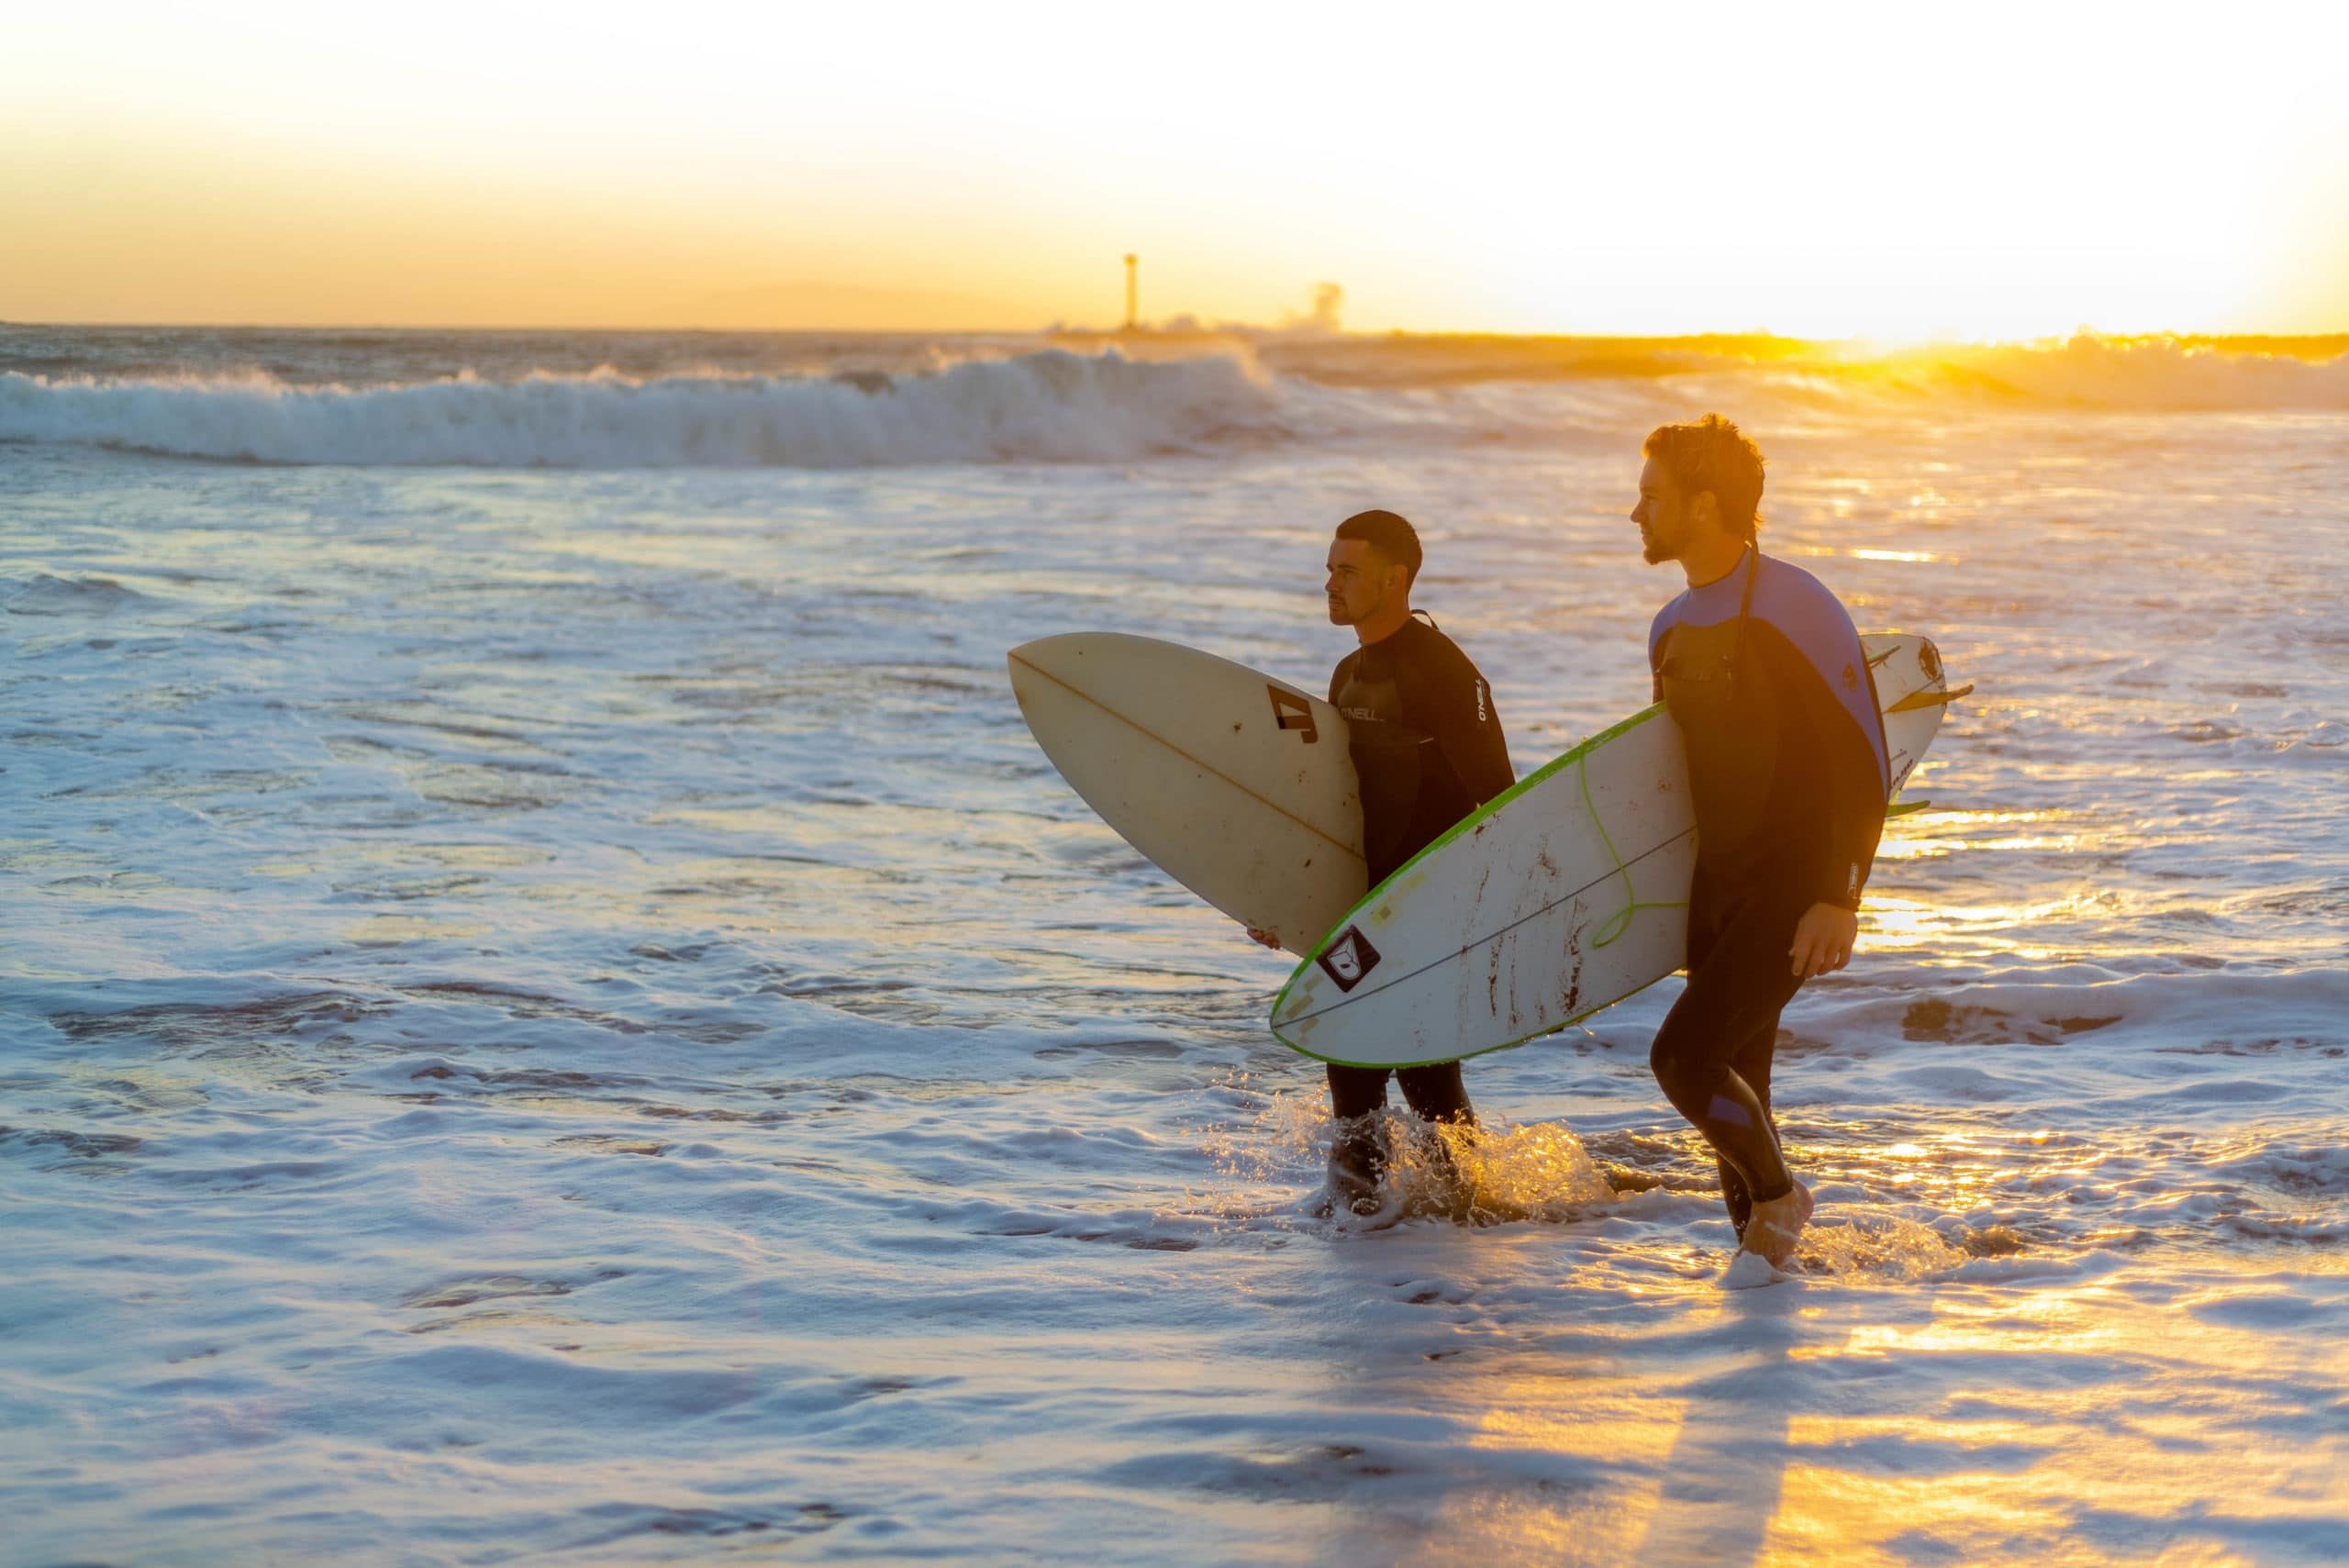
3, 328, 2345, 1565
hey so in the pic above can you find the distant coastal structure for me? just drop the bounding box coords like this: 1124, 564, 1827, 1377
1309, 283, 1342, 335
1046, 257, 1345, 350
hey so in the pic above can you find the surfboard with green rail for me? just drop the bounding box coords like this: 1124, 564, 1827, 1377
1269, 633, 1966, 1069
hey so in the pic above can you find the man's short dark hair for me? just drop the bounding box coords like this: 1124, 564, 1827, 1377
1335, 508, 1422, 587
1643, 414, 1766, 540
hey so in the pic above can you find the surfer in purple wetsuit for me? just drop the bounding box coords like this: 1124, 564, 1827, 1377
1245, 509, 1516, 1213
1632, 416, 1890, 1265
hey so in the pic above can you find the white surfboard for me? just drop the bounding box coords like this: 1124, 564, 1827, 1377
1270, 634, 1965, 1068
1008, 633, 1366, 953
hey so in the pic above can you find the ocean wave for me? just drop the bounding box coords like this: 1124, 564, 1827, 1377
4, 334, 2342, 472
0, 350, 1283, 469
2, 573, 146, 617
1874, 335, 2349, 411
1255, 330, 2349, 411
1806, 967, 2349, 1053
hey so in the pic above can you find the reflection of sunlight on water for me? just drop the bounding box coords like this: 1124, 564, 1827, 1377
1801, 1129, 2032, 1218
1796, 1218, 1965, 1281
1429, 1251, 2345, 1562
1874, 808, 2111, 864
1916, 833, 2094, 854
1767, 1279, 2349, 1560
1876, 831, 2100, 862
1785, 541, 1954, 562
1798, 1125, 2136, 1248
1825, 1284, 2139, 1362
1862, 802, 2162, 962
1463, 1394, 1699, 1566
1862, 895, 2088, 959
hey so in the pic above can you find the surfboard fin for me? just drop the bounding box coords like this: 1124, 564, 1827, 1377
1886, 682, 1976, 714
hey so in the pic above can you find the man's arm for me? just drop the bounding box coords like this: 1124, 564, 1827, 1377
1648, 606, 1673, 706
1747, 565, 1890, 906
1758, 623, 1887, 911
1742, 624, 1880, 978
1407, 638, 1515, 806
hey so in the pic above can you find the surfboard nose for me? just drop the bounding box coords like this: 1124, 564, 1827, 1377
1008, 631, 1366, 957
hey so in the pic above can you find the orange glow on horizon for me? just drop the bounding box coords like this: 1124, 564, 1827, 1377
4, 4, 2346, 336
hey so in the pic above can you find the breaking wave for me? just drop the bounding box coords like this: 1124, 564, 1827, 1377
1873, 335, 2349, 411
1271, 332, 2349, 411
4, 333, 2343, 472
0, 350, 1286, 469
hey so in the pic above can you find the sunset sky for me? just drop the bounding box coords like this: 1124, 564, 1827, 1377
6, 2, 2347, 338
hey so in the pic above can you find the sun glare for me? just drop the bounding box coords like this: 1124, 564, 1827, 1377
1, 3, 2344, 334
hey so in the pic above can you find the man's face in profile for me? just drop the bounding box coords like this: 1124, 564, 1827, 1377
1326, 536, 1399, 626
1632, 456, 1692, 565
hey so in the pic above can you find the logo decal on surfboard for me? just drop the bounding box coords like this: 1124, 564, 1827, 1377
1267, 684, 1319, 743
1317, 925, 1380, 991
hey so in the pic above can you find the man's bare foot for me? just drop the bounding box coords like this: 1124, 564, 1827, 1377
1742, 1181, 1814, 1267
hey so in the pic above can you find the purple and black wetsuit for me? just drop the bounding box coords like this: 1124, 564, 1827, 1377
1647, 548, 1890, 1235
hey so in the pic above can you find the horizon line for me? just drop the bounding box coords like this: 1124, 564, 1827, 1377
6, 318, 2348, 348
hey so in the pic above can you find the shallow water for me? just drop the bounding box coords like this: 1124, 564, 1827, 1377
4, 329, 2346, 1564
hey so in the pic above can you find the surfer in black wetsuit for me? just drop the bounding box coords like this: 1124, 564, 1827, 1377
1633, 416, 1890, 1265
1245, 509, 1516, 1212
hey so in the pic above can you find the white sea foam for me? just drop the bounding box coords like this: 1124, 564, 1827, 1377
5, 333, 2345, 473
0, 349, 1280, 468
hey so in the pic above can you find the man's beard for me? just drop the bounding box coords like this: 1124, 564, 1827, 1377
1641, 520, 1682, 565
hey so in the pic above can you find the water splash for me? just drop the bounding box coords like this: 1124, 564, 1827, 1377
1191, 1079, 1614, 1229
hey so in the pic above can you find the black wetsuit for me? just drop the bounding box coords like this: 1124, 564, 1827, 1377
1324, 614, 1516, 1132
1647, 549, 1889, 1235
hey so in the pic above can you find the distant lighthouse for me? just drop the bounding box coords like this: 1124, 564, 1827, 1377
1122, 254, 1138, 332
